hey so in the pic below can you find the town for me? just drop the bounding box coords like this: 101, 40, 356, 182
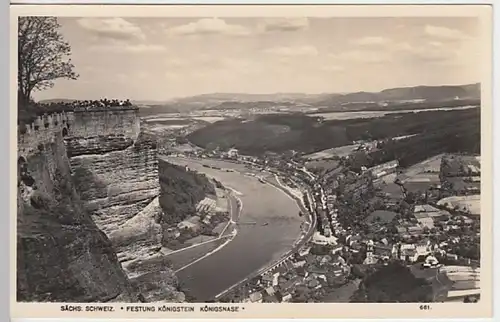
167, 140, 480, 304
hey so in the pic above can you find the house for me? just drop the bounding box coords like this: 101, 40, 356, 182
177, 216, 201, 231
313, 274, 327, 283
305, 254, 316, 265
331, 254, 347, 266
293, 260, 307, 268
281, 293, 293, 302
307, 278, 320, 289
274, 265, 288, 275
417, 217, 435, 229
396, 226, 408, 234
279, 276, 302, 293
400, 248, 418, 262
264, 286, 275, 296
367, 160, 399, 178
272, 272, 280, 286
332, 266, 345, 277
248, 291, 263, 303
296, 266, 307, 277
414, 204, 440, 213
261, 273, 274, 286
363, 252, 378, 265
227, 148, 239, 158
320, 255, 332, 265
350, 242, 363, 252
309, 266, 328, 275
408, 225, 424, 235
373, 245, 393, 258
165, 228, 181, 239
423, 255, 440, 268
331, 244, 343, 254
312, 231, 338, 246
297, 246, 311, 258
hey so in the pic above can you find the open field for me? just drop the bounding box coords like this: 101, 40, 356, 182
311, 105, 478, 121
437, 195, 480, 215
304, 144, 358, 160
305, 159, 341, 173
398, 154, 444, 179
143, 114, 227, 123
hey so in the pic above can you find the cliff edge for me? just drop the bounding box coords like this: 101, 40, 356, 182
16, 109, 184, 303
17, 131, 141, 302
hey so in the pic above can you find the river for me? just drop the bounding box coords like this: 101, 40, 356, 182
163, 157, 304, 301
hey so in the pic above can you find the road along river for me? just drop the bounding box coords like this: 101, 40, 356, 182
163, 156, 305, 301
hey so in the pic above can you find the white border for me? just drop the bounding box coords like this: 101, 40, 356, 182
5, 1, 498, 322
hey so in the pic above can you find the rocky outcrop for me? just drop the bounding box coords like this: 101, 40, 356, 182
16, 134, 140, 302
64, 134, 134, 157
17, 108, 188, 303
66, 130, 185, 302
68, 133, 160, 235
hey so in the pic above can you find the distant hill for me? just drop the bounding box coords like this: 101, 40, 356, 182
314, 83, 480, 107
38, 98, 77, 104
39, 83, 480, 116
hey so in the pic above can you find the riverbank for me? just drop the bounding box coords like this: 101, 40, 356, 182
211, 164, 316, 300
162, 156, 305, 301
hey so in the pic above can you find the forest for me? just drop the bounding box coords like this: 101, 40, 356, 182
188, 108, 480, 168
350, 262, 434, 302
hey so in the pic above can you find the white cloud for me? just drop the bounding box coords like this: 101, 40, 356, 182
330, 50, 391, 64
351, 36, 392, 46
393, 41, 454, 63
123, 44, 167, 53
116, 72, 129, 82
321, 64, 345, 72
89, 43, 167, 53
77, 18, 145, 40
263, 45, 318, 57
428, 41, 444, 48
164, 72, 179, 79
424, 25, 470, 41
165, 18, 251, 37
165, 58, 187, 68
259, 17, 309, 32
222, 59, 262, 75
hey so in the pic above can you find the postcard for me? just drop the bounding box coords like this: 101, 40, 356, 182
10, 3, 493, 319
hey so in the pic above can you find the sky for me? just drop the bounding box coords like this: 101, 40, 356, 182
33, 16, 481, 101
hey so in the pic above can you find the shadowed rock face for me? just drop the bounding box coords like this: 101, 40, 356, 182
66, 130, 185, 302
64, 135, 134, 157
16, 135, 141, 302
17, 111, 185, 303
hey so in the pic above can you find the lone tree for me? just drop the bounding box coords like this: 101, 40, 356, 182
18, 17, 78, 106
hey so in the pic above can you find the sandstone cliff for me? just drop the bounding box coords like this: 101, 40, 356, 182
17, 133, 140, 302
17, 110, 185, 303
65, 125, 184, 302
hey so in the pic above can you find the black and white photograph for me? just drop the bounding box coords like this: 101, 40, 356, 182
12, 4, 492, 319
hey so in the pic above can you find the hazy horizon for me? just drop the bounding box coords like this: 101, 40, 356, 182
32, 16, 481, 102
39, 81, 480, 104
